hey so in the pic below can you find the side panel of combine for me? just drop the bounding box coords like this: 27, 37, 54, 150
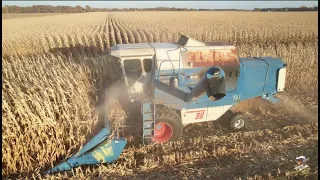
206, 105, 233, 121
181, 48, 240, 91
181, 108, 208, 125
239, 58, 269, 99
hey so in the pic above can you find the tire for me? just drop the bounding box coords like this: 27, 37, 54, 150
229, 113, 249, 131
216, 109, 234, 123
152, 105, 183, 143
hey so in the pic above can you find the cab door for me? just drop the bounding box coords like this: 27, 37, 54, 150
122, 57, 153, 95
122, 59, 143, 92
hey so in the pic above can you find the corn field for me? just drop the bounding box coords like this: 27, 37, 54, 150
2, 12, 318, 179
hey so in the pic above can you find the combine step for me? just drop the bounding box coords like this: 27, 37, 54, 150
141, 101, 155, 144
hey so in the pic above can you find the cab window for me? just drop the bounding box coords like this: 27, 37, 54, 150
143, 58, 152, 73
123, 59, 142, 86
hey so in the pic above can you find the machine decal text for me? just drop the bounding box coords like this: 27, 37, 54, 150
195, 111, 205, 120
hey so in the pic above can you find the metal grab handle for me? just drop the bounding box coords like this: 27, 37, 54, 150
157, 59, 180, 80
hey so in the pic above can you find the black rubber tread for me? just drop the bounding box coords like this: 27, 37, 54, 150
154, 105, 183, 142
216, 109, 234, 124
229, 112, 249, 131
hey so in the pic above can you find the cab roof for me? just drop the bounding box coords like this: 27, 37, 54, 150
111, 43, 179, 58
110, 35, 236, 58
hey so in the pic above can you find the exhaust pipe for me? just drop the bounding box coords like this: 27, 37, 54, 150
185, 66, 226, 103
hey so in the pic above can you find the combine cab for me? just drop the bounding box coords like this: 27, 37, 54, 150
47, 35, 286, 173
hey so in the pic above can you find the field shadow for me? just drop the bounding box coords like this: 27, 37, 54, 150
48, 45, 112, 95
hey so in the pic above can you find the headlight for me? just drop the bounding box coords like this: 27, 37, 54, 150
277, 67, 286, 91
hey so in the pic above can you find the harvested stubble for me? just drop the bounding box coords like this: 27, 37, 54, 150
25, 123, 319, 179
2, 11, 318, 179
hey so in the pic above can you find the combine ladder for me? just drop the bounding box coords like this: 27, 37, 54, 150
141, 101, 155, 144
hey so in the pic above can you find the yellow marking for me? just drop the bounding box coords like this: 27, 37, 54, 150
92, 151, 105, 162
102, 146, 114, 157
104, 141, 113, 147
92, 144, 114, 163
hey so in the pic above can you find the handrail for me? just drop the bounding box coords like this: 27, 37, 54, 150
156, 46, 187, 80
156, 59, 180, 80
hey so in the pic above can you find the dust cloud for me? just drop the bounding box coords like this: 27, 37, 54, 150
96, 80, 128, 130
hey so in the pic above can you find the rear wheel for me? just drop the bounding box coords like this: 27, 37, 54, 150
229, 113, 249, 131
152, 106, 183, 143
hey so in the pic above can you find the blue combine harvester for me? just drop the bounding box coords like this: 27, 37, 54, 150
47, 35, 287, 173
